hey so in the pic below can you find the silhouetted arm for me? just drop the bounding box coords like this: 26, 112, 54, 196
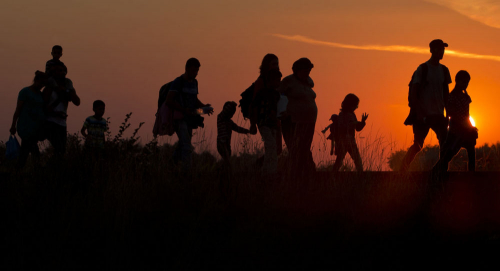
355, 121, 366, 131
81, 126, 87, 138
65, 79, 80, 106
69, 88, 80, 106
10, 100, 24, 135
443, 83, 450, 108
231, 121, 250, 134
249, 98, 259, 134
196, 98, 213, 115
355, 113, 368, 131
409, 82, 421, 108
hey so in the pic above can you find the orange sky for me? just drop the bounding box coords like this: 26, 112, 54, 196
1, 0, 499, 167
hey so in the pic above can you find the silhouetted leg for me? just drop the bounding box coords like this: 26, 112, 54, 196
217, 140, 231, 168
46, 122, 67, 158
292, 122, 316, 176
429, 117, 448, 159
348, 143, 363, 172
259, 125, 278, 174
437, 145, 460, 173
17, 137, 39, 169
466, 144, 475, 172
281, 116, 294, 153
174, 120, 193, 171
281, 117, 298, 176
332, 148, 346, 172
400, 123, 429, 171
217, 140, 232, 196
400, 144, 422, 172
276, 120, 283, 156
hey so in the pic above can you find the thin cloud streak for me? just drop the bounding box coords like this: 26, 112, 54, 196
425, 0, 500, 29
272, 34, 500, 62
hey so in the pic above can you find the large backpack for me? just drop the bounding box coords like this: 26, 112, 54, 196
153, 78, 184, 137
239, 83, 255, 119
404, 63, 450, 126
157, 82, 173, 110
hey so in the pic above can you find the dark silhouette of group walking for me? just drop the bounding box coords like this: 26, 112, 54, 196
10, 45, 107, 168
10, 39, 478, 176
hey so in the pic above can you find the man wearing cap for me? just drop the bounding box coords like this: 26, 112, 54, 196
279, 58, 318, 177
400, 39, 452, 171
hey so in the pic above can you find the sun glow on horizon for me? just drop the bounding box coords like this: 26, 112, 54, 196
470, 116, 476, 127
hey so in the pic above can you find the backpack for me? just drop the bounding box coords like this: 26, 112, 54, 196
239, 83, 255, 119
157, 82, 173, 110
404, 63, 450, 126
153, 78, 183, 137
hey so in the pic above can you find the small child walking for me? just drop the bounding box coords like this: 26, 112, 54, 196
331, 94, 368, 172
433, 70, 477, 172
81, 100, 108, 150
217, 101, 251, 168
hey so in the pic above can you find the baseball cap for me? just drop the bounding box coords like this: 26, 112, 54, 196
429, 39, 448, 49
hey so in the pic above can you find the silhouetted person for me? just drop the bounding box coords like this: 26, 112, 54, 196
81, 100, 108, 150
433, 71, 477, 173
400, 39, 452, 171
45, 45, 64, 78
217, 101, 251, 169
250, 69, 282, 175
279, 58, 317, 177
242, 54, 283, 168
331, 94, 368, 172
165, 58, 213, 170
9, 71, 48, 168
43, 62, 80, 157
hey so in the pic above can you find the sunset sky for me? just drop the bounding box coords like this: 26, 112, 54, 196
2, 0, 500, 165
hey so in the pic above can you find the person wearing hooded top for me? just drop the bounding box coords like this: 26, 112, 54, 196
278, 58, 317, 177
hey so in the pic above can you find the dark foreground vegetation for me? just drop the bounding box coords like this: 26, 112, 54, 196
1, 122, 500, 269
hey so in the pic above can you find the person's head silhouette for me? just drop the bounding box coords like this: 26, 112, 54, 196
429, 39, 448, 61
292, 58, 314, 83
93, 100, 106, 119
260, 54, 279, 77
222, 101, 237, 118
185, 58, 200, 81
455, 70, 471, 91
51, 45, 63, 60
341, 93, 360, 113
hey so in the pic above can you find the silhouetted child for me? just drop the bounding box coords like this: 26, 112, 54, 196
81, 100, 108, 149
331, 94, 368, 172
250, 69, 282, 175
45, 45, 65, 77
217, 101, 251, 167
433, 70, 477, 172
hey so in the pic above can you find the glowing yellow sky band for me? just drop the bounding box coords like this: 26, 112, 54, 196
272, 34, 500, 62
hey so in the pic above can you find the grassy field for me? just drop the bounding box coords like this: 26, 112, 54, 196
1, 118, 500, 269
